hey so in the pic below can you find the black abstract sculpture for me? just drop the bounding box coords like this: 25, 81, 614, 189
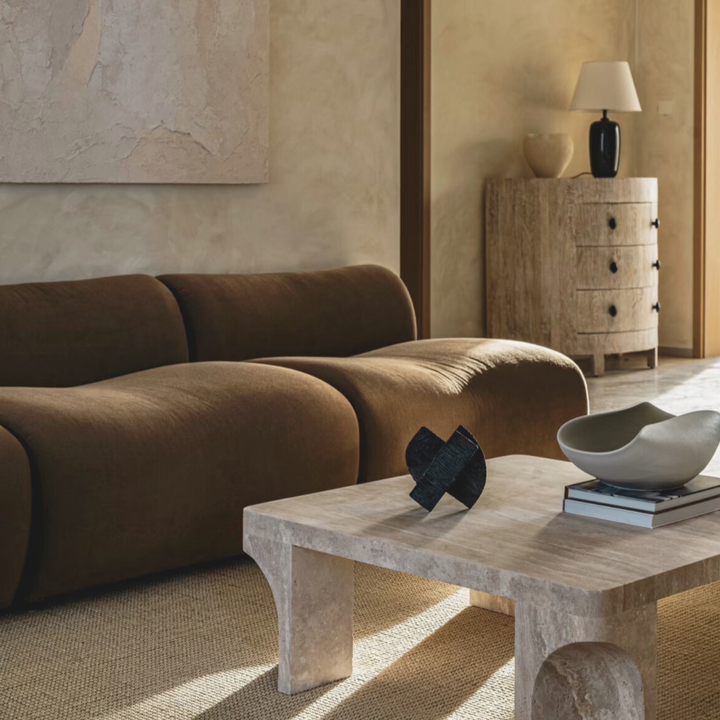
406, 426, 487, 512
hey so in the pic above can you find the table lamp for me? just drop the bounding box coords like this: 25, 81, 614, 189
570, 61, 641, 178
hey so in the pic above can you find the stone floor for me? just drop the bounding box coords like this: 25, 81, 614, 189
587, 355, 720, 473
586, 356, 720, 413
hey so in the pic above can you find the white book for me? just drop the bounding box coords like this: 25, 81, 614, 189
563, 495, 720, 528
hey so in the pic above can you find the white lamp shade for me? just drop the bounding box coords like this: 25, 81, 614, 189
570, 61, 642, 113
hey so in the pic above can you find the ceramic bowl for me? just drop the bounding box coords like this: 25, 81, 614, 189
557, 402, 720, 490
523, 133, 574, 178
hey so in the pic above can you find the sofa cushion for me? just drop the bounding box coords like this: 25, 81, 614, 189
257, 339, 589, 483
158, 265, 416, 362
0, 426, 32, 608
0, 362, 359, 603
0, 275, 189, 388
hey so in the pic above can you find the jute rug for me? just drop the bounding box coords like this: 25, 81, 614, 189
0, 558, 717, 719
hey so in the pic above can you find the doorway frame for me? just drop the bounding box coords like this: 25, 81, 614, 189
400, 0, 431, 339
694, 0, 720, 356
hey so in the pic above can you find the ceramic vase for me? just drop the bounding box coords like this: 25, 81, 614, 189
523, 133, 574, 178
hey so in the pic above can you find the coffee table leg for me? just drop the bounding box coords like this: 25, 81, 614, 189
469, 590, 515, 616
244, 535, 354, 694
515, 601, 657, 720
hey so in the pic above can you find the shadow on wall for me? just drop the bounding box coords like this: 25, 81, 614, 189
431, 138, 523, 339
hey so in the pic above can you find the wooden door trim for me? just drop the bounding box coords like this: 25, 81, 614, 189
694, 0, 707, 357
694, 0, 720, 357
400, 0, 431, 339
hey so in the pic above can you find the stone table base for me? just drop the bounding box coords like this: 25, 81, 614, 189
244, 535, 354, 694
469, 589, 516, 616
247, 534, 657, 719
515, 601, 656, 720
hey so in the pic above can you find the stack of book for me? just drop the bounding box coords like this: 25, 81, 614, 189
563, 476, 720, 528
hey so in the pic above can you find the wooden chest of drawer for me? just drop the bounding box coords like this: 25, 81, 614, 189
486, 178, 659, 376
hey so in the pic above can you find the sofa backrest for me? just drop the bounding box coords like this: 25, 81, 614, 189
0, 275, 189, 388
159, 265, 417, 361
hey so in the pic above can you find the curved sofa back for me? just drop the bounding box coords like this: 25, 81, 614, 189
159, 265, 417, 361
0, 275, 189, 388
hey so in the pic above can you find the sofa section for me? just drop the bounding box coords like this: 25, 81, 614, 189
0, 362, 359, 603
156, 266, 589, 483
0, 265, 589, 605
258, 339, 590, 482
159, 265, 417, 361
0, 425, 32, 608
0, 275, 189, 388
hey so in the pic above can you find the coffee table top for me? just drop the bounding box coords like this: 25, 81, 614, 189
244, 455, 720, 613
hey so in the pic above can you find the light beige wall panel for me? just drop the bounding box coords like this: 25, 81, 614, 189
0, 0, 400, 284
431, 0, 637, 338
635, 0, 695, 351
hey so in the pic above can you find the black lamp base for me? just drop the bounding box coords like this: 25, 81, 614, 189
589, 111, 621, 178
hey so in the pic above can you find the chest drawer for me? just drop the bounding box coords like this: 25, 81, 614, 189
575, 203, 659, 246
576, 288, 659, 334
576, 245, 660, 290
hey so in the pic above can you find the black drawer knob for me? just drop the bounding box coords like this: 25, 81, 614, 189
653, 259, 661, 270
610, 261, 619, 274
651, 218, 661, 229
653, 302, 661, 313
608, 217, 617, 230
609, 305, 618, 317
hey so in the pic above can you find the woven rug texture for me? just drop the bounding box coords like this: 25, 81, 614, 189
0, 559, 717, 719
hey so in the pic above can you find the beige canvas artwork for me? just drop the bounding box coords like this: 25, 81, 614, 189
0, 0, 269, 183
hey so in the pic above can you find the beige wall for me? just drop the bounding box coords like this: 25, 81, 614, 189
0, 1, 400, 285
635, 0, 696, 351
430, 0, 639, 339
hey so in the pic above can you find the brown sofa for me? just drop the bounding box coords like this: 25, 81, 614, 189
0, 265, 588, 607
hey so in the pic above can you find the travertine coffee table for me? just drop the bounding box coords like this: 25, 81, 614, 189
244, 455, 720, 719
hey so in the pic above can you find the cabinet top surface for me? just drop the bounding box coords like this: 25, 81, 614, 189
487, 177, 658, 185
486, 177, 658, 203
245, 455, 719, 610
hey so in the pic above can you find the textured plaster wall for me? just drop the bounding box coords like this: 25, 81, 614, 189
430, 0, 638, 339
0, 0, 400, 283
0, 0, 269, 183
635, 0, 695, 351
